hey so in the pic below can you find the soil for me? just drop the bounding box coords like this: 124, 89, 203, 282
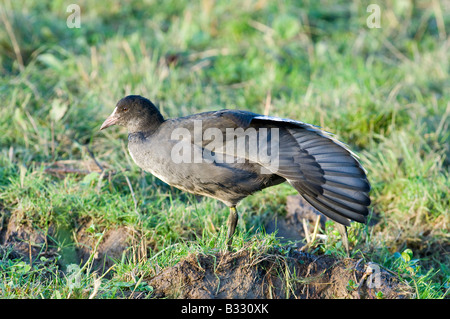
265, 195, 325, 243
0, 200, 412, 299
146, 249, 411, 299
75, 223, 134, 272
0, 211, 56, 262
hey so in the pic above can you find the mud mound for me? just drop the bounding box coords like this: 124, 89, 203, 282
147, 249, 412, 299
1, 210, 412, 299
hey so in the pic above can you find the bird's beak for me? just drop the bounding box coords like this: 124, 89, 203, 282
100, 110, 118, 130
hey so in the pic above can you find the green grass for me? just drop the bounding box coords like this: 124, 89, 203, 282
0, 0, 449, 298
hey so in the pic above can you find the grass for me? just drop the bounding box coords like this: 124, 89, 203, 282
0, 0, 449, 298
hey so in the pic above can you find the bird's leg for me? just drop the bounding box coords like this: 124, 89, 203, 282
336, 224, 349, 257
226, 206, 238, 248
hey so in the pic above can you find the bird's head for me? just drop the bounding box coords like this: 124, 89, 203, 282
100, 95, 164, 133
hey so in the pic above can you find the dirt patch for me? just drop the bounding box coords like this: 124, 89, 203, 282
0, 211, 56, 262
265, 195, 325, 243
1, 209, 412, 299
147, 249, 412, 299
75, 223, 134, 273
0, 212, 133, 274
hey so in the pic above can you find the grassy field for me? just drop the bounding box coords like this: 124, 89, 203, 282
0, 0, 448, 298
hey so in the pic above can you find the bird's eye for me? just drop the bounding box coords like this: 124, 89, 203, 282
123, 107, 128, 112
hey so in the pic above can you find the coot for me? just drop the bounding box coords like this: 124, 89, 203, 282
100, 95, 371, 246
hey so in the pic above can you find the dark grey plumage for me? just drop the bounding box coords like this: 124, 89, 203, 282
101, 95, 371, 245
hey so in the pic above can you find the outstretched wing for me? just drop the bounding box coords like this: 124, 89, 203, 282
181, 109, 371, 225
251, 115, 371, 226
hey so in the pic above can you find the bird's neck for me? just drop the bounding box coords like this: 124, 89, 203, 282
127, 111, 165, 135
